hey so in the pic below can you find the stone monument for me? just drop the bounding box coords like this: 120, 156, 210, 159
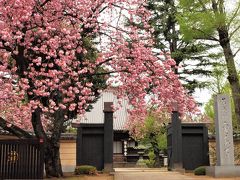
206, 94, 240, 177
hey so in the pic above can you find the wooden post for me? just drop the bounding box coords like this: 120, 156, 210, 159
171, 110, 184, 171
103, 102, 113, 172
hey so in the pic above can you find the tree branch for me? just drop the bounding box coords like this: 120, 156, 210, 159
229, 24, 240, 39
192, 27, 219, 42
31, 107, 47, 140
0, 117, 33, 139
227, 1, 240, 27
40, 0, 51, 7
233, 48, 240, 57
197, 0, 207, 11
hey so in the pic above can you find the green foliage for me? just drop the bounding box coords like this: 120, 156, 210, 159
74, 165, 97, 175
157, 133, 167, 151
135, 112, 169, 167
194, 166, 206, 176
141, 114, 169, 151
177, 0, 227, 41
136, 158, 147, 168
204, 95, 240, 134
143, 0, 221, 93
65, 126, 77, 133
209, 67, 228, 94
204, 72, 240, 133
204, 98, 215, 133
140, 114, 167, 152
177, 0, 240, 125
178, 0, 216, 41
145, 150, 156, 168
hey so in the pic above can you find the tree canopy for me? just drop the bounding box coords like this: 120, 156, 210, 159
137, 0, 222, 93
178, 0, 240, 124
0, 0, 196, 176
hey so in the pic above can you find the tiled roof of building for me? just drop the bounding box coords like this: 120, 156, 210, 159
0, 127, 12, 135
74, 91, 129, 130
0, 127, 77, 140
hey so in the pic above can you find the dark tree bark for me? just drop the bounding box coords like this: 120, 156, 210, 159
0, 117, 33, 138
211, 0, 240, 125
44, 138, 63, 177
149, 133, 161, 167
218, 27, 240, 125
31, 108, 64, 177
153, 148, 160, 167
0, 104, 65, 178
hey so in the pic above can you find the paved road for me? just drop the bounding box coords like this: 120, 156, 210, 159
113, 168, 240, 180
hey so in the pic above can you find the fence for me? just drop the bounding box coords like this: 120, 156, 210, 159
0, 139, 44, 179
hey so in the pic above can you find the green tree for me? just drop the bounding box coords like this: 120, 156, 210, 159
210, 66, 227, 94
204, 71, 240, 133
178, 0, 240, 124
135, 112, 169, 167
143, 0, 222, 93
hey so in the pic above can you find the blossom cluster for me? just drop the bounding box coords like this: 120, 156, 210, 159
0, 0, 197, 130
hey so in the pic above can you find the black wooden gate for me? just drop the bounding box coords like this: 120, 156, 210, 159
167, 123, 209, 171
182, 134, 204, 170
76, 125, 105, 170
82, 134, 104, 170
181, 124, 209, 170
0, 139, 44, 179
75, 102, 114, 171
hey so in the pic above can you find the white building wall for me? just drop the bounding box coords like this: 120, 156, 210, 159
79, 91, 128, 130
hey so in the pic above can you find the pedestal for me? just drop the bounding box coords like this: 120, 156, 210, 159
206, 166, 240, 178
136, 151, 147, 168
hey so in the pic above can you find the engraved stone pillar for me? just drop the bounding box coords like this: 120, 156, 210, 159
206, 94, 240, 178
215, 94, 234, 166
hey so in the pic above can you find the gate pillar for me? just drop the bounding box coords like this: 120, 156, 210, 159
103, 102, 113, 172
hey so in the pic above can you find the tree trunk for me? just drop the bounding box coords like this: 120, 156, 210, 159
154, 149, 160, 167
151, 140, 160, 167
44, 138, 63, 177
218, 28, 240, 125
31, 108, 64, 177
44, 108, 65, 177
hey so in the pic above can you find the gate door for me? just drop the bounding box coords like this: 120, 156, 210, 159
0, 139, 44, 179
82, 134, 104, 170
182, 134, 203, 170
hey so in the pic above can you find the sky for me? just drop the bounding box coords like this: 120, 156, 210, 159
193, 88, 212, 110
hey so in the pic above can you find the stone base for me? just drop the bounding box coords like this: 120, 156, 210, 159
104, 163, 113, 172
168, 163, 185, 173
171, 168, 185, 174
206, 166, 240, 178
135, 159, 147, 168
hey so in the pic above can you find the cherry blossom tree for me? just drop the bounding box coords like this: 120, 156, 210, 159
0, 0, 196, 177
0, 57, 32, 134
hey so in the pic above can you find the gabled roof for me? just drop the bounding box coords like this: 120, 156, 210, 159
74, 91, 129, 130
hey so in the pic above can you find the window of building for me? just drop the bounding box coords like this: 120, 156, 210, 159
113, 141, 122, 154
127, 141, 136, 148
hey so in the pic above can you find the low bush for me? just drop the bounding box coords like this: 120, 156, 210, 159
194, 166, 206, 176
145, 151, 155, 167
74, 165, 97, 175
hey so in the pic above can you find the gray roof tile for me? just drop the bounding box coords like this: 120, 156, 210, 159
74, 91, 128, 130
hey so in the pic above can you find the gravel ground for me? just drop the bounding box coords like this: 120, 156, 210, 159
45, 171, 240, 180
45, 173, 113, 180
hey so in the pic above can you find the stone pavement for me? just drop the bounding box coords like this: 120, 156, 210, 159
113, 168, 240, 180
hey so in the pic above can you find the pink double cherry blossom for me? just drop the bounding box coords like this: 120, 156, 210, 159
0, 0, 197, 130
